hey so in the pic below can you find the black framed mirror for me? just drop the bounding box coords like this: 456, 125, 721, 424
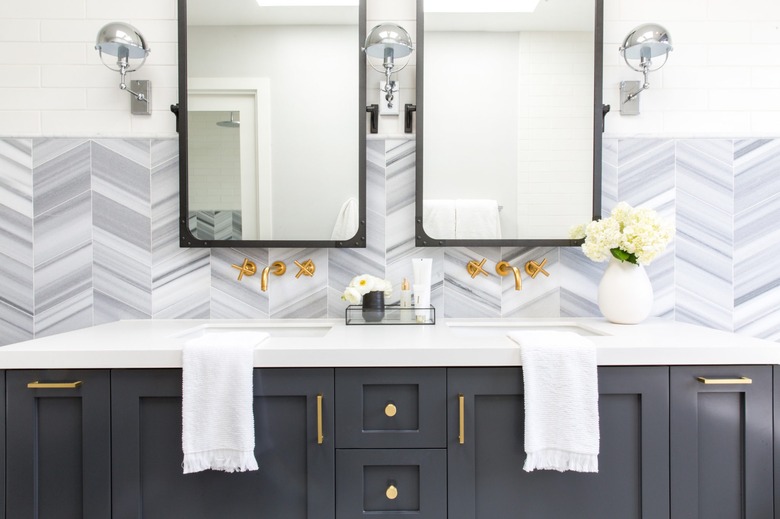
415, 0, 604, 247
177, 0, 367, 248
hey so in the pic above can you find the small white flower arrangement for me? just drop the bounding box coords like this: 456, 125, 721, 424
342, 274, 393, 304
570, 202, 674, 266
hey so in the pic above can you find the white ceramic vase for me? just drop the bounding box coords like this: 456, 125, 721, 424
597, 258, 653, 324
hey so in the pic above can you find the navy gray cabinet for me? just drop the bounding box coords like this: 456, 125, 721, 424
334, 368, 448, 519
5, 369, 112, 518
111, 368, 335, 519
671, 365, 773, 519
447, 366, 670, 519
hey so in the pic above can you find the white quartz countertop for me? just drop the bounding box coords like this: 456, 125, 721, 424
0, 317, 778, 369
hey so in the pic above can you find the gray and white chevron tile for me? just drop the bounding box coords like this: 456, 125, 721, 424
559, 246, 602, 317
443, 247, 501, 318
210, 248, 269, 318
601, 138, 618, 217
675, 140, 734, 330
499, 247, 560, 318
269, 248, 328, 319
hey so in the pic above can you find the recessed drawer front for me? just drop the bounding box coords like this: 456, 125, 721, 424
335, 368, 446, 448
336, 449, 446, 519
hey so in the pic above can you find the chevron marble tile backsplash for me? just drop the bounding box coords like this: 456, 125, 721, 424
0, 137, 778, 345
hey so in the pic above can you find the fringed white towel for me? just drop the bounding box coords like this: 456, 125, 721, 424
182, 331, 268, 474
508, 331, 599, 473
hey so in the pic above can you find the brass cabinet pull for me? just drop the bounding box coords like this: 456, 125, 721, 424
458, 394, 465, 445
386, 484, 398, 500
316, 394, 324, 445
696, 376, 752, 385
27, 381, 82, 389
384, 403, 397, 417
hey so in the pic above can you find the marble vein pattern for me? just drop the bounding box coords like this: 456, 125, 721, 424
0, 139, 34, 342
675, 140, 734, 330
269, 248, 328, 318
734, 139, 780, 340
32, 140, 93, 338
559, 247, 601, 318
92, 141, 153, 319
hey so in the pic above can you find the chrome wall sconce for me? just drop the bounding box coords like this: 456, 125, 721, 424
95, 22, 152, 115
618, 23, 673, 116
363, 23, 414, 116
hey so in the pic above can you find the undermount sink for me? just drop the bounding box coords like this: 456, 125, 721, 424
446, 321, 607, 337
173, 323, 333, 340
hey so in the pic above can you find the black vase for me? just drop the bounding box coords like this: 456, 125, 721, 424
361, 291, 385, 322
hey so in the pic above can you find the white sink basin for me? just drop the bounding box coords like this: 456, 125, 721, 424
446, 321, 607, 337
173, 323, 333, 340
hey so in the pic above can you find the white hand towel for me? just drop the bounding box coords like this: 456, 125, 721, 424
423, 199, 456, 239
182, 331, 268, 474
508, 331, 599, 473
455, 199, 501, 239
331, 197, 359, 240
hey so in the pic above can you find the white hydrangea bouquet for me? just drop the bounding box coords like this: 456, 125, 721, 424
342, 274, 393, 304
569, 202, 674, 265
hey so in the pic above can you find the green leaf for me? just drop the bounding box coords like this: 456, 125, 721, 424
610, 248, 638, 264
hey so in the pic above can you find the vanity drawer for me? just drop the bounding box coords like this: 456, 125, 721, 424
336, 449, 446, 519
335, 368, 446, 448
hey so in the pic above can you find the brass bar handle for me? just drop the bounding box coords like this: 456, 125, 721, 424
458, 394, 465, 445
386, 484, 398, 500
384, 403, 397, 417
316, 394, 324, 445
696, 376, 752, 385
27, 381, 83, 389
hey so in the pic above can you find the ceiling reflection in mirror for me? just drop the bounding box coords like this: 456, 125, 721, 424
418, 0, 601, 244
182, 0, 364, 245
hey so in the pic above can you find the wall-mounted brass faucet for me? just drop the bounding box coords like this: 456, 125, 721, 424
261, 261, 287, 292
496, 261, 522, 291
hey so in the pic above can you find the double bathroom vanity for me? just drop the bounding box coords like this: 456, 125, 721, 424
1, 318, 778, 518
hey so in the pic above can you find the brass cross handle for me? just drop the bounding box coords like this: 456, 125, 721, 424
466, 258, 489, 278
294, 259, 316, 278
524, 258, 549, 279
231, 258, 257, 281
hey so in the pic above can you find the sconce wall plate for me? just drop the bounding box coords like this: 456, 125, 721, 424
130, 80, 152, 115
619, 80, 641, 116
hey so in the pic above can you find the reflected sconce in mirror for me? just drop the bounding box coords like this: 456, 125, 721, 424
95, 22, 152, 115
363, 23, 414, 115
618, 23, 672, 116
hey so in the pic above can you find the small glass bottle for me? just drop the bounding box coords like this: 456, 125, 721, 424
399, 278, 412, 322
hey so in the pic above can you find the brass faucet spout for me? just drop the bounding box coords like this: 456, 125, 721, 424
261, 261, 287, 291
496, 261, 522, 291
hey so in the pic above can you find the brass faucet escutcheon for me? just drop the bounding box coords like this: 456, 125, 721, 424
496, 261, 522, 291
294, 259, 316, 278
261, 261, 287, 292
466, 258, 489, 278
231, 258, 257, 281
525, 258, 550, 279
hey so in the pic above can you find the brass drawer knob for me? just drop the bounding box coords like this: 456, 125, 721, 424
384, 403, 397, 417
386, 484, 398, 500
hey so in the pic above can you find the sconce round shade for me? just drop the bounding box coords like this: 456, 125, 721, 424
95, 22, 150, 68
620, 23, 673, 60
364, 23, 413, 59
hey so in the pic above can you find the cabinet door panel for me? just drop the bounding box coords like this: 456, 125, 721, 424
112, 368, 335, 519
671, 365, 773, 519
448, 366, 669, 519
5, 369, 111, 519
